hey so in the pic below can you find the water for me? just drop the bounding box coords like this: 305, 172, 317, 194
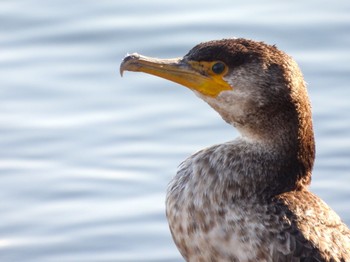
1, 0, 349, 261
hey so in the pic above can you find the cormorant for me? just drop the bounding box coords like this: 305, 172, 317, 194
120, 38, 350, 262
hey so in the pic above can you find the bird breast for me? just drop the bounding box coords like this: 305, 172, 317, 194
165, 142, 280, 261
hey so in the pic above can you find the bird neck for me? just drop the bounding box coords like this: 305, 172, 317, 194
241, 114, 315, 199
203, 130, 313, 202
193, 74, 315, 199
167, 108, 315, 208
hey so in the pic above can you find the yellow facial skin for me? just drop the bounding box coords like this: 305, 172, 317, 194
120, 53, 232, 97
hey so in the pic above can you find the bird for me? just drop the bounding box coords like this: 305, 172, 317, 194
120, 38, 350, 262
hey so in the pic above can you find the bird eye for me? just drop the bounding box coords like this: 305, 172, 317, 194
211, 62, 226, 74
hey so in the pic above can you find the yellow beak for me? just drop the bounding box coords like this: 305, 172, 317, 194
120, 53, 232, 97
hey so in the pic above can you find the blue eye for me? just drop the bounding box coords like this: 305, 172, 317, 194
211, 62, 226, 74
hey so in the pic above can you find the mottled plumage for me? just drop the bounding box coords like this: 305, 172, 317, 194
120, 38, 350, 261
166, 142, 350, 261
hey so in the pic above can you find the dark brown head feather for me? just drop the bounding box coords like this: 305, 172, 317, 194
184, 38, 284, 68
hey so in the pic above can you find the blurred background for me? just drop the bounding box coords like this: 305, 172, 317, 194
1, 0, 349, 261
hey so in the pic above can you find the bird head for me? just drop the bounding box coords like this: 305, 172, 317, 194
120, 38, 311, 144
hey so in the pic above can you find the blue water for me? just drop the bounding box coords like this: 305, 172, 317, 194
1, 1, 349, 261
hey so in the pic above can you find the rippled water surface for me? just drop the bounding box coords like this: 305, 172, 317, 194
1, 1, 350, 261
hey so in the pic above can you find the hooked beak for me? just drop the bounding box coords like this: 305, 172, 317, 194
120, 53, 232, 97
